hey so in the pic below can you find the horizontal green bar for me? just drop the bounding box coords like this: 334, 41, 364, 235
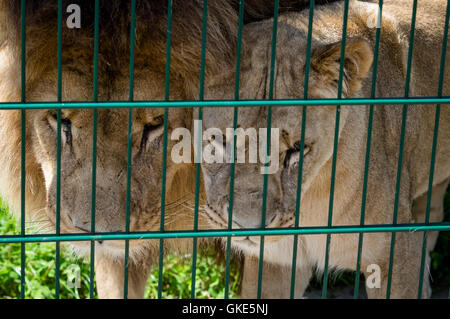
0, 97, 449, 110
0, 222, 449, 243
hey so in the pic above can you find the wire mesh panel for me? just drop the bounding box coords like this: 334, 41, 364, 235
0, 0, 449, 300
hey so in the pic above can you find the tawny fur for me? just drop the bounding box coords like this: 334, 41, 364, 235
200, 0, 450, 298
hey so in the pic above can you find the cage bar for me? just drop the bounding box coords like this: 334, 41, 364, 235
386, 0, 418, 299
1, 222, 449, 244
322, 0, 350, 299
89, 0, 101, 300
256, 0, 280, 299
416, 0, 450, 299
157, 0, 173, 299
223, 0, 245, 300
123, 0, 137, 300
353, 0, 384, 299
20, 0, 26, 300
1, 97, 449, 110
55, 0, 63, 299
290, 0, 315, 299
190, 0, 209, 299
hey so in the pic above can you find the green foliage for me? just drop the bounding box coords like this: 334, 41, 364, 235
0, 207, 94, 299
0, 206, 241, 299
145, 247, 241, 299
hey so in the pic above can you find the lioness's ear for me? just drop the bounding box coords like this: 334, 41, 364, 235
309, 38, 373, 97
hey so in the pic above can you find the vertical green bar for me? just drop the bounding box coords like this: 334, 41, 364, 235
354, 0, 384, 299
123, 0, 137, 300
290, 0, 314, 299
416, 0, 449, 299
20, 0, 26, 300
90, 0, 100, 299
224, 0, 244, 299
322, 0, 350, 299
158, 0, 173, 299
386, 0, 418, 299
190, 0, 208, 299
55, 0, 63, 299
257, 0, 279, 299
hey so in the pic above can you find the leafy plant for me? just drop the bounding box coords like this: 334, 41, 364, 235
0, 206, 95, 299
145, 247, 241, 299
0, 205, 241, 299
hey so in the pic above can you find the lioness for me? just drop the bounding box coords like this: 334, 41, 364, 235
0, 0, 327, 298
200, 0, 450, 298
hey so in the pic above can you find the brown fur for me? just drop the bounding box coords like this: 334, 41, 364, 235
0, 0, 334, 298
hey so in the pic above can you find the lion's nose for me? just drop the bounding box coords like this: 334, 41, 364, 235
233, 213, 277, 228
70, 216, 124, 233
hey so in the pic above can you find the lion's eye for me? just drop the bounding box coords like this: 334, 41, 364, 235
49, 114, 72, 146
140, 117, 164, 151
61, 119, 72, 146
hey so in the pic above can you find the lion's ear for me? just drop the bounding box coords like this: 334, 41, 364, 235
309, 38, 373, 97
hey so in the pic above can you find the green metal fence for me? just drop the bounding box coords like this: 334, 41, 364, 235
0, 0, 449, 299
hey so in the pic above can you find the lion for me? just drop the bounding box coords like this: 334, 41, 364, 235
199, 0, 450, 298
0, 0, 337, 299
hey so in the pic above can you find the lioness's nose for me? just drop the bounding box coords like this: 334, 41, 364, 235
233, 212, 277, 228
72, 219, 90, 233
